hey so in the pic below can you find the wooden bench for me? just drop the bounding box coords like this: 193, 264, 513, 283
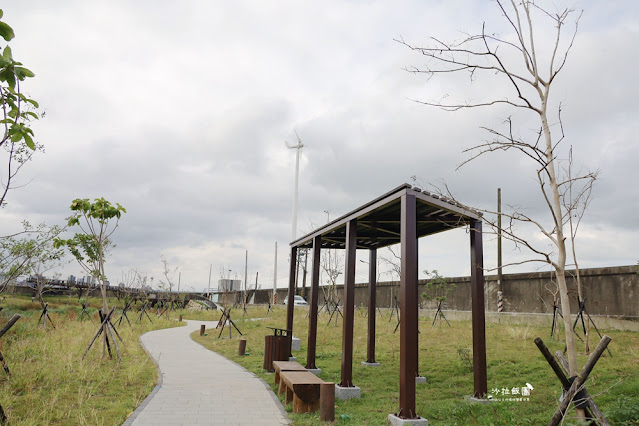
272, 360, 307, 388
278, 370, 335, 420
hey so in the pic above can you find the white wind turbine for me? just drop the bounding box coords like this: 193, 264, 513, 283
285, 131, 304, 242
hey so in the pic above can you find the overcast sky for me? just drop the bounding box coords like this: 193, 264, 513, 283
1, 1, 637, 292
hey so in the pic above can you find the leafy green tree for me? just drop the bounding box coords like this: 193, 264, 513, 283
421, 269, 455, 304
0, 9, 41, 208
30, 237, 65, 306
0, 222, 64, 291
55, 198, 126, 318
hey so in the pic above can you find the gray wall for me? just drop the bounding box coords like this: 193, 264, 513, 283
254, 265, 639, 319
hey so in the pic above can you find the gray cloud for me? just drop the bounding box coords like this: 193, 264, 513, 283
1, 0, 637, 291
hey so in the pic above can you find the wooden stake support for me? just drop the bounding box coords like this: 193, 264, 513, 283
571, 298, 612, 358
116, 302, 132, 327
215, 308, 243, 339
83, 307, 122, 362
432, 300, 451, 327
535, 336, 611, 425
79, 303, 91, 321
38, 303, 55, 329
0, 314, 20, 376
389, 295, 400, 322
136, 303, 153, 324
326, 298, 343, 326
549, 302, 563, 340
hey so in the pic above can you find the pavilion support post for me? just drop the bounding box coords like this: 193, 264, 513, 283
366, 248, 377, 364
340, 219, 357, 388
470, 219, 488, 398
286, 245, 298, 357
398, 193, 418, 419
306, 236, 321, 370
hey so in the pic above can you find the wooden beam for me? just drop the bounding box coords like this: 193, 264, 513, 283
286, 246, 298, 357
306, 236, 321, 370
340, 219, 357, 388
398, 193, 418, 419
470, 220, 488, 398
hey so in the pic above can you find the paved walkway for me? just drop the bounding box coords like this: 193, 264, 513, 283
124, 320, 290, 426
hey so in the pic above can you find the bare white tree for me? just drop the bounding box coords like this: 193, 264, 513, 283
398, 1, 597, 418
379, 245, 401, 306
321, 248, 343, 303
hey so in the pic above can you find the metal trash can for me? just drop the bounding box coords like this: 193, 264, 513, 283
263, 327, 291, 371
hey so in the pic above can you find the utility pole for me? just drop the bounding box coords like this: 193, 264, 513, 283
207, 264, 212, 299
285, 131, 304, 242
497, 188, 504, 312
244, 250, 248, 302
273, 242, 278, 304
301, 249, 308, 299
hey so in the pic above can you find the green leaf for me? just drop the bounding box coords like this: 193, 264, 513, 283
23, 133, 34, 150
15, 66, 35, 79
0, 21, 14, 42
26, 98, 39, 108
0, 68, 15, 89
10, 131, 21, 142
3, 45, 12, 60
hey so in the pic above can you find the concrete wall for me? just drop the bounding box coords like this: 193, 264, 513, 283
247, 265, 639, 319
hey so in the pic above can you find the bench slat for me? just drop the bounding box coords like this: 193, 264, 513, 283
278, 370, 335, 416
272, 361, 307, 387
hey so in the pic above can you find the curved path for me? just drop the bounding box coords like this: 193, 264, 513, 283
124, 320, 290, 426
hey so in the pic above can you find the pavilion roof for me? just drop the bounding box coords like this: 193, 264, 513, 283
290, 184, 481, 250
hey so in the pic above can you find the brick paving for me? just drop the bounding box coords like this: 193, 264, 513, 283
123, 320, 290, 426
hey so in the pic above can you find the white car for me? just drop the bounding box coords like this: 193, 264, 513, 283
283, 295, 308, 306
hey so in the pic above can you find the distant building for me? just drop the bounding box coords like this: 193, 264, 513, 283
217, 279, 242, 292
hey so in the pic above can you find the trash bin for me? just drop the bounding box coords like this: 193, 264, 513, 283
263, 327, 291, 371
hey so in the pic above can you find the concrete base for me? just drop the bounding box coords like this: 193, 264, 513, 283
291, 337, 301, 351
466, 396, 490, 404
361, 361, 381, 367
388, 414, 428, 425
415, 376, 427, 384
335, 385, 361, 400
288, 356, 297, 362
306, 368, 321, 375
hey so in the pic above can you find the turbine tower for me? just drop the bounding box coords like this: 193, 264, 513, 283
285, 131, 304, 242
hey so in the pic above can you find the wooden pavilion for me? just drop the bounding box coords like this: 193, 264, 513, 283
285, 184, 487, 420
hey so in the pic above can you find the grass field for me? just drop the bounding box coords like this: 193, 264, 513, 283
192, 305, 639, 425
0, 297, 636, 425
0, 294, 183, 425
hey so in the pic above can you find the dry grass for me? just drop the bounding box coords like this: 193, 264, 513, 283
0, 295, 182, 425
